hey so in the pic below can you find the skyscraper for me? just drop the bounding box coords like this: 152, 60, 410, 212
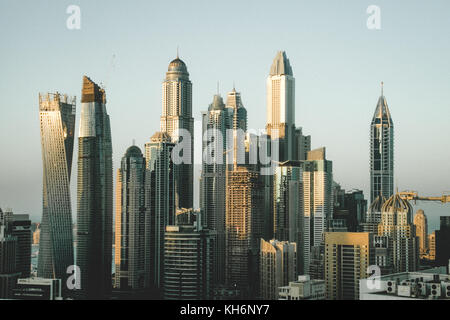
38, 93, 75, 286
2, 210, 31, 278
225, 115, 264, 297
200, 93, 230, 287
163, 212, 214, 300
259, 239, 296, 300
0, 210, 20, 299
324, 232, 374, 300
370, 83, 394, 204
114, 146, 150, 291
302, 147, 333, 273
435, 216, 450, 267
145, 132, 176, 290
225, 165, 264, 298
266, 51, 295, 162
272, 161, 304, 273
160, 55, 193, 210
76, 76, 113, 299
413, 209, 428, 258
378, 193, 419, 273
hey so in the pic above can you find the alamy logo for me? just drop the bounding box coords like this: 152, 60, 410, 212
66, 5, 81, 30
367, 5, 381, 30
66, 265, 81, 290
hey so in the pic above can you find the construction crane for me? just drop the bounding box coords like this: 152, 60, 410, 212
398, 191, 450, 204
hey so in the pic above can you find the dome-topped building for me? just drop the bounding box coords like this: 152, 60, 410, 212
380, 193, 413, 227
160, 54, 193, 210
365, 195, 386, 224
166, 57, 189, 80
378, 192, 419, 273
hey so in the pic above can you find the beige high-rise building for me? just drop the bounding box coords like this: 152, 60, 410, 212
324, 232, 374, 300
378, 193, 419, 273
266, 51, 295, 162
259, 239, 297, 300
302, 147, 333, 273
413, 209, 428, 258
225, 165, 264, 297
160, 55, 193, 210
427, 231, 436, 261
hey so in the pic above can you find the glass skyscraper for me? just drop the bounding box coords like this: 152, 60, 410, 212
76, 76, 113, 299
370, 83, 394, 204
114, 146, 150, 291
38, 93, 75, 287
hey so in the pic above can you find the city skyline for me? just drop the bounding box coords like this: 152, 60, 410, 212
1, 0, 449, 234
0, 1, 450, 304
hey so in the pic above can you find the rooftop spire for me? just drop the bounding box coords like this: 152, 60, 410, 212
176, 46, 179, 59
381, 81, 384, 96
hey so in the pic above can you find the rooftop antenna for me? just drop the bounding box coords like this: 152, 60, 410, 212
132, 139, 135, 146
381, 81, 384, 96
217, 81, 219, 95
177, 46, 179, 59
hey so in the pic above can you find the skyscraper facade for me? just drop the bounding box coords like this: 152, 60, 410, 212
114, 146, 150, 290
76, 76, 113, 299
2, 211, 31, 278
370, 83, 394, 204
225, 166, 264, 297
200, 92, 233, 287
259, 239, 296, 300
145, 132, 176, 290
163, 222, 214, 300
38, 93, 75, 285
266, 51, 295, 162
413, 209, 428, 258
378, 193, 419, 273
272, 161, 304, 273
302, 147, 333, 273
324, 232, 374, 300
160, 56, 193, 210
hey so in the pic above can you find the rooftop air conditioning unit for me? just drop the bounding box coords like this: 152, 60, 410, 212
417, 282, 428, 296
386, 280, 397, 294
430, 283, 441, 298
441, 282, 450, 298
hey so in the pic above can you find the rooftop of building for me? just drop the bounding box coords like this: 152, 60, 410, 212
269, 51, 293, 76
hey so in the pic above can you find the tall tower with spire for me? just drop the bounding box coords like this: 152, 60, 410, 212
266, 51, 295, 162
160, 54, 193, 210
370, 82, 394, 204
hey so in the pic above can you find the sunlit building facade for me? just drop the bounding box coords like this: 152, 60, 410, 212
114, 146, 150, 290
370, 83, 394, 204
38, 93, 75, 286
76, 76, 113, 299
378, 193, 419, 273
413, 209, 428, 258
160, 56, 193, 210
302, 147, 333, 273
259, 239, 297, 300
324, 232, 374, 300
145, 131, 176, 290
225, 165, 264, 298
266, 51, 295, 162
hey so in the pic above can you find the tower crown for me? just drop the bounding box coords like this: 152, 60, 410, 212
269, 51, 293, 76
168, 58, 188, 73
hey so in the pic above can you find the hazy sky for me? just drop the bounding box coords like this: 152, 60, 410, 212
0, 0, 449, 231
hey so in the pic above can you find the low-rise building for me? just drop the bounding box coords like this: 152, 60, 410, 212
278, 275, 325, 300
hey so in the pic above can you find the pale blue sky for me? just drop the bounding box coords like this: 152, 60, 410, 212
0, 0, 449, 231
